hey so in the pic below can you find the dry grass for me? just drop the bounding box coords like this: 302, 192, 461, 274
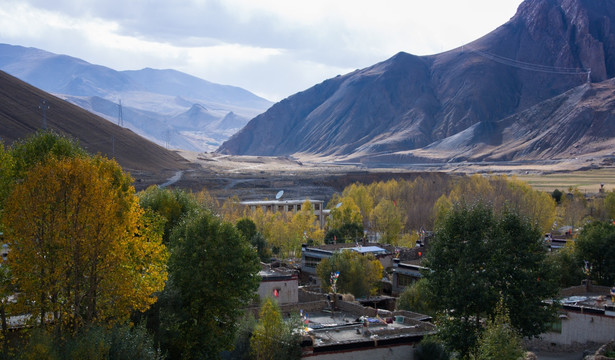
516, 168, 615, 194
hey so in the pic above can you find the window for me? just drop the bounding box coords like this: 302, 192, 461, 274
304, 256, 321, 269
314, 204, 320, 211
547, 318, 562, 333
397, 274, 414, 287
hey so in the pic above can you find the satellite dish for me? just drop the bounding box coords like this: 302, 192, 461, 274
276, 190, 284, 200
336, 202, 342, 208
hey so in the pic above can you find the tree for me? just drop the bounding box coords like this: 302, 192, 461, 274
414, 337, 450, 360
2, 156, 168, 334
324, 223, 363, 244
424, 202, 558, 357
163, 210, 260, 359
138, 186, 201, 243
341, 184, 373, 228
474, 300, 524, 360
575, 221, 615, 286
370, 199, 404, 244
326, 197, 362, 231
9, 130, 87, 179
236, 218, 271, 262
220, 196, 246, 223
316, 250, 383, 298
546, 242, 584, 288
558, 188, 588, 229
605, 191, 615, 220
289, 200, 324, 251
396, 278, 434, 316
0, 142, 14, 216
551, 189, 563, 204
250, 298, 293, 360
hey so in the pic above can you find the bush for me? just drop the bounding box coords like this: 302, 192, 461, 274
414, 337, 450, 360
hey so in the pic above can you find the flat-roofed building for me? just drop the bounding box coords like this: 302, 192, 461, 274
241, 199, 326, 228
258, 266, 299, 305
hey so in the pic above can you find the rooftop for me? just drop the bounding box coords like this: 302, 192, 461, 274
300, 305, 436, 351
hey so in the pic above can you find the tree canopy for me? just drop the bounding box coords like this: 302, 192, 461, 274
316, 250, 383, 298
162, 210, 261, 359
2, 156, 168, 333
575, 221, 615, 286
424, 202, 558, 357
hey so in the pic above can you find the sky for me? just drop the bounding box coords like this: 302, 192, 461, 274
0, 0, 524, 101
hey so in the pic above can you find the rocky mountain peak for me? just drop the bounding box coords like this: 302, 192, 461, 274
218, 0, 615, 165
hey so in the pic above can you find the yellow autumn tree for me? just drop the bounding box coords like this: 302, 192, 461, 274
289, 200, 324, 252
327, 197, 362, 231
342, 183, 374, 227
250, 298, 284, 360
2, 156, 167, 334
370, 199, 405, 245
220, 195, 247, 223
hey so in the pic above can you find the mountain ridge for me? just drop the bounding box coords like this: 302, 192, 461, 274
218, 0, 615, 165
0, 43, 272, 152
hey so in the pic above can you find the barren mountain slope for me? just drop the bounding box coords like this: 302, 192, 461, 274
218, 0, 615, 163
0, 70, 189, 173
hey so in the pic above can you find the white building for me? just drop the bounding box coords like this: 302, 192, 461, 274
241, 199, 326, 228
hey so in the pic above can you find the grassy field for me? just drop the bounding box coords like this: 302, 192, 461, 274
516, 168, 615, 194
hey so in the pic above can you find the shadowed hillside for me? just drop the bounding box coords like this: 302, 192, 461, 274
0, 70, 189, 173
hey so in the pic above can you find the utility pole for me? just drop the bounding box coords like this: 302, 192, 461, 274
38, 99, 50, 129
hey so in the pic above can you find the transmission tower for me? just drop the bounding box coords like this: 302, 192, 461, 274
38, 99, 50, 129
117, 99, 124, 127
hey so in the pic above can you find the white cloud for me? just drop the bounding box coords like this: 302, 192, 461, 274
0, 0, 524, 101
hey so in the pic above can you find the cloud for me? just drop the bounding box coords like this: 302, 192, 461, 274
0, 0, 524, 100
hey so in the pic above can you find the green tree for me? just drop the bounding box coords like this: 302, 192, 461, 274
163, 210, 261, 359
316, 250, 383, 298
414, 337, 450, 360
250, 298, 301, 360
236, 218, 271, 262
138, 186, 202, 243
474, 300, 524, 360
9, 130, 87, 179
575, 221, 615, 286
0, 142, 14, 216
605, 191, 615, 220
324, 223, 363, 244
396, 278, 434, 316
546, 242, 585, 288
424, 202, 557, 357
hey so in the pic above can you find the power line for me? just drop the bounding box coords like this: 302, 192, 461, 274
465, 46, 590, 81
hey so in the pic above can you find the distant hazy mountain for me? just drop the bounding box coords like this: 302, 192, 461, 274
218, 0, 615, 164
0, 44, 272, 151
0, 70, 189, 173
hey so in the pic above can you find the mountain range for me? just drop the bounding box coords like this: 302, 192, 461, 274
0, 44, 272, 152
0, 70, 188, 173
218, 0, 615, 165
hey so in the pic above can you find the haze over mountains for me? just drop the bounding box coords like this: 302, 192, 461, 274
0, 44, 272, 152
218, 0, 615, 165
0, 70, 188, 173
